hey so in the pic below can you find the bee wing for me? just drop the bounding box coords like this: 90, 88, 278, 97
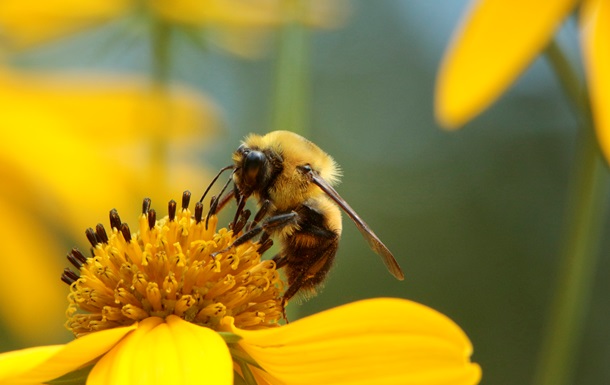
310, 172, 405, 280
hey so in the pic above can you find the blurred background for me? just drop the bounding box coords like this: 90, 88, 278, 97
0, 1, 608, 384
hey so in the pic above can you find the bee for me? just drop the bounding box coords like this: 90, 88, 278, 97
202, 130, 404, 304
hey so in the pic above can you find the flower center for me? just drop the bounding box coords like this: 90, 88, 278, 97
62, 191, 283, 337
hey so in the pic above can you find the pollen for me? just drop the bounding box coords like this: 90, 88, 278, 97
63, 191, 283, 336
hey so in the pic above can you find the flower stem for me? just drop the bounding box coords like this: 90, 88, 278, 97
152, 20, 171, 85
149, 19, 172, 186
271, 0, 310, 136
533, 40, 610, 385
545, 41, 591, 126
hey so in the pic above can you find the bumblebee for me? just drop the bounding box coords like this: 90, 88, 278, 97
202, 131, 404, 303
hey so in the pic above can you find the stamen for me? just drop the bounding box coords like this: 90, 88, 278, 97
70, 248, 88, 264
174, 295, 196, 317
142, 198, 151, 214
182, 190, 191, 209
85, 228, 99, 247
146, 282, 163, 312
168, 200, 177, 222
147, 209, 156, 230
61, 268, 80, 285
122, 304, 149, 320
109, 209, 121, 230
67, 252, 83, 269
120, 223, 132, 242
195, 201, 203, 223
95, 224, 108, 244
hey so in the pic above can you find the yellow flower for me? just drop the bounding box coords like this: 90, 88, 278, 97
0, 0, 347, 55
0, 193, 481, 385
0, 67, 216, 345
436, 0, 610, 159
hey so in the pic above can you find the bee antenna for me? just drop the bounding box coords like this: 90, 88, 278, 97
205, 168, 238, 230
214, 169, 237, 206
199, 165, 234, 203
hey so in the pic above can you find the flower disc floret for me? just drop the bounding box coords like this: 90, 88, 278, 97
63, 192, 283, 336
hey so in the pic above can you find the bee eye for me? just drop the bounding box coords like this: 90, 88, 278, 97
243, 150, 267, 185
237, 144, 250, 155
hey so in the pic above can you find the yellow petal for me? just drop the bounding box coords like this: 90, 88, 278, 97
0, 68, 216, 243
0, 70, 216, 144
250, 367, 282, 385
151, 0, 280, 26
0, 0, 130, 48
0, 196, 67, 346
0, 324, 136, 384
151, 0, 347, 28
89, 316, 232, 385
150, 0, 348, 57
0, 345, 63, 383
88, 317, 163, 385
580, 0, 610, 163
436, 0, 578, 128
225, 298, 481, 385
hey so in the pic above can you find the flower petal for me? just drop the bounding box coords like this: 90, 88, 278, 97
0, 194, 67, 345
165, 316, 233, 384
225, 298, 481, 385
0, 0, 129, 48
436, 0, 578, 128
0, 68, 217, 246
0, 324, 136, 384
88, 317, 164, 385
88, 316, 232, 385
150, 0, 348, 58
0, 67, 217, 304
151, 0, 280, 26
580, 0, 610, 163
150, 0, 347, 28
0, 345, 63, 383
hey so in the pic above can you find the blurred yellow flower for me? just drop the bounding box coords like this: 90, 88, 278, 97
0, 67, 217, 346
0, 0, 347, 56
436, 0, 610, 160
435, 0, 577, 128
0, 195, 481, 384
0, 0, 129, 48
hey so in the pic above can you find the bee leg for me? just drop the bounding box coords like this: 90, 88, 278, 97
281, 270, 311, 304
231, 212, 297, 248
231, 194, 246, 230
231, 209, 252, 234
269, 253, 290, 322
256, 236, 274, 255
212, 212, 298, 256
246, 199, 271, 232
281, 239, 339, 308
279, 273, 308, 323
272, 253, 288, 268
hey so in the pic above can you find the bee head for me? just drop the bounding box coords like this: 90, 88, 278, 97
232, 143, 277, 198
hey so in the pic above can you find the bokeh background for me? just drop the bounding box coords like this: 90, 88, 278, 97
1, 1, 608, 384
